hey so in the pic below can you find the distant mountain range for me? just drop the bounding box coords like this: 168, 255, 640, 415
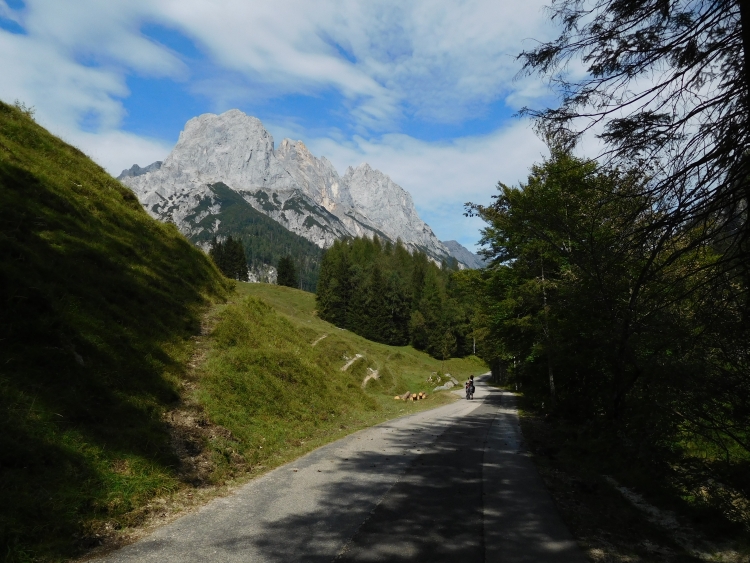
118, 109, 483, 271
441, 240, 486, 269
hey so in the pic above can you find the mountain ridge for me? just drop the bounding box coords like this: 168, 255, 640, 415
441, 240, 485, 269
118, 110, 480, 269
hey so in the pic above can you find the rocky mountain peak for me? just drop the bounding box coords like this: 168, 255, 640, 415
441, 240, 485, 270
342, 162, 433, 247
118, 109, 478, 268
118, 161, 162, 179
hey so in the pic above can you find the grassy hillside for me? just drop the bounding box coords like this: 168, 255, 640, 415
0, 101, 230, 561
52, 280, 483, 559
194, 283, 486, 484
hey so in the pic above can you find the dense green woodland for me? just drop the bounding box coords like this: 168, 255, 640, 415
189, 183, 322, 291
468, 149, 750, 528
209, 235, 249, 281
316, 236, 477, 359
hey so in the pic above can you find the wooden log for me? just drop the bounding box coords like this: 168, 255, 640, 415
399, 391, 411, 400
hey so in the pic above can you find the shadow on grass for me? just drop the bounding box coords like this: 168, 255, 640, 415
0, 145, 226, 561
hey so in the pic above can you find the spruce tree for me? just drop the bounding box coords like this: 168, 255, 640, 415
208, 235, 248, 281
418, 271, 448, 357
230, 237, 249, 281
209, 236, 225, 273
364, 263, 390, 342
316, 241, 348, 325
277, 255, 299, 288
344, 264, 368, 333
316, 247, 336, 319
314, 236, 468, 357
385, 271, 410, 345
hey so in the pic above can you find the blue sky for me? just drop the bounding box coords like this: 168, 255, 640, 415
0, 0, 558, 251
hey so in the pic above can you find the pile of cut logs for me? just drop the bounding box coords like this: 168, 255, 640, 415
393, 391, 427, 401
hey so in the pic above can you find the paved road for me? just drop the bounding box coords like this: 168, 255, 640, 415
92, 377, 586, 562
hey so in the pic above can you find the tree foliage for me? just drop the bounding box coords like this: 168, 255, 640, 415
316, 236, 477, 357
209, 235, 249, 281
520, 0, 750, 300
277, 255, 300, 288
468, 150, 750, 468
191, 183, 323, 291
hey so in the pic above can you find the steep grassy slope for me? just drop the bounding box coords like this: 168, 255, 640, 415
0, 100, 486, 561
194, 282, 486, 483
0, 101, 229, 561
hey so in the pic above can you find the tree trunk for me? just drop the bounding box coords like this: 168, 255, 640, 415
739, 0, 750, 100
541, 259, 557, 407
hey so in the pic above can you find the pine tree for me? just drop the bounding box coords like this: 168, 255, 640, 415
208, 235, 248, 281
277, 255, 299, 288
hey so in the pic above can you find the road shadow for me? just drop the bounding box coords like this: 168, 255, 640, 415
92, 383, 584, 563
208, 387, 504, 563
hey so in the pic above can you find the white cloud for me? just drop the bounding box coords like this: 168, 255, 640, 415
22, 0, 185, 77
1, 0, 556, 136
295, 118, 549, 249
0, 0, 557, 249
0, 31, 128, 131
63, 129, 173, 178
200, 0, 558, 124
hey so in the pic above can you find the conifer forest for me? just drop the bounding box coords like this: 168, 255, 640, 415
316, 236, 477, 360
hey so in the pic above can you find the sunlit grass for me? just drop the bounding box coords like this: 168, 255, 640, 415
194, 283, 486, 484
0, 99, 486, 562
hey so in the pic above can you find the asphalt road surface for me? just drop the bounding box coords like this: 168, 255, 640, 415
92, 376, 586, 562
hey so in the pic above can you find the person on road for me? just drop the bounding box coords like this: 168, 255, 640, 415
465, 379, 471, 400
469, 375, 475, 400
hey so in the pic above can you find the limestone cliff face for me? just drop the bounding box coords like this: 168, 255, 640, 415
343, 164, 445, 258
441, 240, 486, 270
119, 109, 464, 265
